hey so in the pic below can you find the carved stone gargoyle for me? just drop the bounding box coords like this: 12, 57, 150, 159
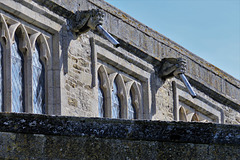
71, 9, 104, 35
157, 58, 187, 79
157, 58, 197, 97
70, 9, 120, 47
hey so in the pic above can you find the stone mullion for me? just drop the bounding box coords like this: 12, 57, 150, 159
24, 50, 33, 113
99, 65, 111, 118
142, 80, 151, 119
108, 73, 118, 118
133, 82, 142, 120
115, 74, 127, 119
90, 37, 97, 88
2, 16, 12, 112
44, 59, 48, 114
3, 39, 11, 112
172, 81, 179, 121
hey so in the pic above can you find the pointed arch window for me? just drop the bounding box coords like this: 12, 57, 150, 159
0, 42, 3, 112
98, 74, 104, 117
179, 107, 187, 122
111, 80, 120, 118
11, 34, 24, 112
0, 13, 57, 114
128, 90, 136, 119
191, 113, 199, 122
32, 42, 45, 114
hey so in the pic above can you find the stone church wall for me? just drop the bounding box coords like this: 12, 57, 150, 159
0, 0, 239, 124
54, 0, 239, 124
0, 1, 239, 159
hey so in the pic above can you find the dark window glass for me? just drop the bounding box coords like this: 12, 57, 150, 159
11, 35, 24, 112
128, 91, 136, 119
111, 81, 120, 118
98, 76, 104, 117
32, 43, 45, 114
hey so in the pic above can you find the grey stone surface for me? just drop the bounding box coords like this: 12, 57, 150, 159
0, 113, 239, 159
3, 0, 240, 123
0, 113, 239, 145
1, 0, 239, 159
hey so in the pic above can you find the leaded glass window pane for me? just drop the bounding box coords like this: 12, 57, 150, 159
111, 81, 120, 118
33, 43, 45, 114
128, 91, 136, 119
0, 43, 3, 112
98, 76, 104, 117
11, 35, 24, 112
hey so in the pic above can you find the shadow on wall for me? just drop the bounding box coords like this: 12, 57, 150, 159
150, 73, 165, 117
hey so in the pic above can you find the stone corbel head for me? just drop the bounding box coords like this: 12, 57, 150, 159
158, 58, 187, 79
71, 9, 104, 35
70, 9, 120, 47
158, 57, 197, 98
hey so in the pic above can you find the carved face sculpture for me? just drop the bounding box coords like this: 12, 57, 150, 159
173, 58, 186, 77
72, 9, 104, 34
87, 9, 104, 30
158, 58, 187, 79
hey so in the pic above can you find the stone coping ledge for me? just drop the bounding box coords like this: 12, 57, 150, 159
0, 113, 239, 145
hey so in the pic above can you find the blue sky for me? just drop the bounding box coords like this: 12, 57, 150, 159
104, 0, 240, 80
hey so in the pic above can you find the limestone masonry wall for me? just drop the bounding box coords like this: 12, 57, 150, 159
33, 0, 239, 123
0, 0, 239, 159
0, 0, 239, 123
63, 33, 97, 117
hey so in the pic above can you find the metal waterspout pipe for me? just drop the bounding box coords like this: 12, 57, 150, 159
96, 25, 120, 48
179, 74, 197, 98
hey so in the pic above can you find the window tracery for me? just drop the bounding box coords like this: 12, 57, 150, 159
191, 113, 199, 122
127, 82, 141, 119
0, 13, 51, 114
178, 105, 214, 123
179, 106, 187, 122
174, 81, 223, 123
94, 36, 150, 119
97, 64, 142, 119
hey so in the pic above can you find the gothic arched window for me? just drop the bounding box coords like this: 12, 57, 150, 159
179, 107, 187, 122
11, 35, 24, 112
32, 42, 45, 114
191, 113, 199, 122
128, 91, 136, 119
98, 75, 104, 117
111, 80, 120, 118
0, 43, 3, 112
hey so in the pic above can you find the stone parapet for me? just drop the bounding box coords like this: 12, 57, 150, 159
0, 113, 239, 144
0, 113, 239, 159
